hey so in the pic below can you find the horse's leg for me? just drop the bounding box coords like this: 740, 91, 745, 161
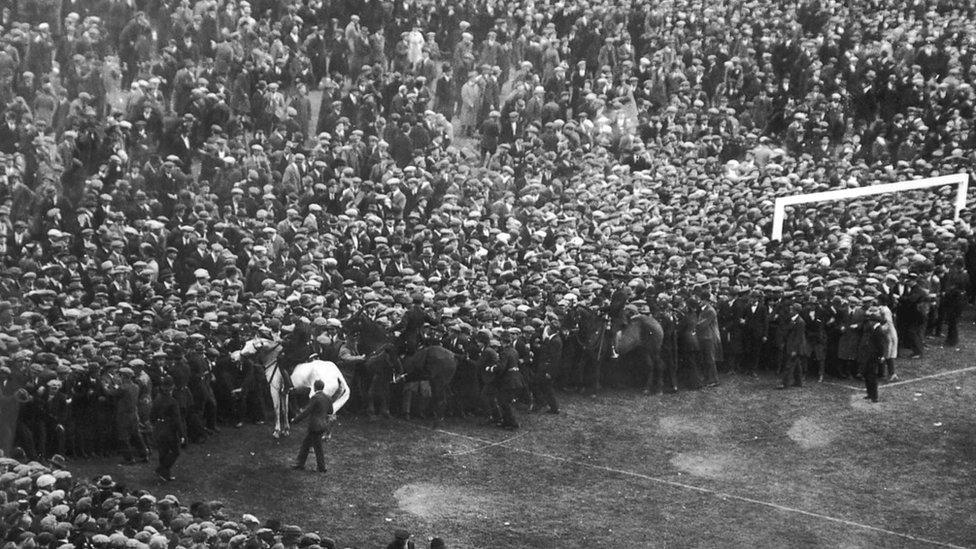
663, 348, 678, 393
642, 348, 661, 395
269, 384, 281, 439
430, 379, 444, 428
590, 351, 602, 397
365, 374, 377, 417
378, 378, 391, 418
282, 392, 290, 436
653, 350, 664, 394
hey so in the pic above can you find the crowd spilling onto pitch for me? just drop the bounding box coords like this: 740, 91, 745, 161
2, 0, 976, 545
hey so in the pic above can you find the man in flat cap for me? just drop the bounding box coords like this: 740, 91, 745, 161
150, 375, 184, 481
897, 273, 928, 358
861, 307, 888, 403
106, 366, 149, 465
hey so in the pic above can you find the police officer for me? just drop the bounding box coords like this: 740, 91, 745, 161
607, 282, 633, 358
107, 367, 149, 464
150, 375, 184, 482
313, 319, 344, 362
474, 330, 500, 425
861, 307, 888, 403
654, 294, 680, 394
443, 321, 480, 417
898, 273, 929, 358
495, 330, 525, 430
395, 293, 436, 355
529, 316, 561, 414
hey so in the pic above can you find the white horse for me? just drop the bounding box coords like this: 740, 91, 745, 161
240, 339, 350, 438
275, 360, 350, 438
239, 337, 287, 438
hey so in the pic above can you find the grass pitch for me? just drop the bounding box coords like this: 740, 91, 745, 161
74, 327, 976, 548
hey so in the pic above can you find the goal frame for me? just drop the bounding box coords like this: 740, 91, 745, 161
771, 173, 970, 240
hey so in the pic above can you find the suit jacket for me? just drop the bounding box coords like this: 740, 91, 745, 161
150, 391, 185, 439
742, 301, 769, 339
0, 122, 20, 154
536, 330, 562, 374
476, 346, 499, 384
500, 118, 523, 143
108, 380, 141, 426
496, 347, 524, 389
695, 304, 723, 361
293, 390, 334, 432
784, 315, 810, 357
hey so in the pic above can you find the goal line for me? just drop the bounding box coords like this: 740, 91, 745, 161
771, 173, 970, 240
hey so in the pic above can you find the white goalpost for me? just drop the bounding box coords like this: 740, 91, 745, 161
771, 173, 971, 240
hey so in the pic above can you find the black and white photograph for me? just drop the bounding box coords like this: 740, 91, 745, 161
0, 0, 975, 546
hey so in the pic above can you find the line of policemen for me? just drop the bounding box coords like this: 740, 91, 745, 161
3, 262, 961, 463
3, 335, 226, 464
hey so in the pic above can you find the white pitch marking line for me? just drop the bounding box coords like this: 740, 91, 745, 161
444, 431, 530, 457
821, 366, 976, 392
884, 365, 976, 388
403, 422, 966, 549
820, 380, 862, 390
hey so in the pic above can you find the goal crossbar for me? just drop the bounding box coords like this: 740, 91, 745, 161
771, 173, 970, 240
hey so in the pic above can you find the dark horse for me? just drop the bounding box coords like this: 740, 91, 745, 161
399, 346, 457, 426
343, 315, 457, 424
343, 314, 394, 415
565, 306, 666, 394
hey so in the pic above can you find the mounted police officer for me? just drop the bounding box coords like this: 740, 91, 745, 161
607, 282, 633, 358
279, 321, 314, 377
395, 293, 437, 355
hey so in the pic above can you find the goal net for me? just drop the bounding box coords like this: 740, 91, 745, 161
771, 173, 970, 240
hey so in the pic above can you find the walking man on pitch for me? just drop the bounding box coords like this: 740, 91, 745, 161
291, 380, 335, 473
150, 375, 185, 481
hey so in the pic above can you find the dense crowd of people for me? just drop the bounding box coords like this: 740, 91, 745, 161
2, 0, 976, 541
0, 455, 444, 549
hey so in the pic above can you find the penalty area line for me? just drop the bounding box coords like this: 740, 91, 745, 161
402, 420, 967, 549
